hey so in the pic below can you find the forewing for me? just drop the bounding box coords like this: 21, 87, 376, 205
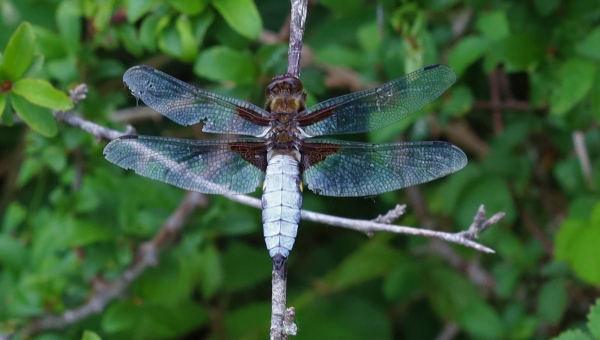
123, 66, 270, 136
104, 136, 267, 194
301, 140, 467, 197
299, 64, 456, 136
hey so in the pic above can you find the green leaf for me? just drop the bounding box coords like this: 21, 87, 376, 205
320, 0, 363, 15
476, 11, 510, 40
139, 15, 160, 52
56, 0, 81, 55
81, 331, 102, 340
158, 17, 198, 61
175, 15, 198, 62
555, 217, 600, 285
1, 22, 36, 81
194, 46, 258, 84
222, 243, 270, 291
17, 158, 44, 187
226, 303, 271, 339
448, 36, 490, 78
2, 202, 27, 232
169, 0, 208, 14
193, 10, 214, 47
0, 234, 29, 271
32, 26, 67, 59
427, 266, 501, 336
42, 146, 67, 173
441, 85, 474, 116
127, 0, 156, 22
538, 279, 568, 323
316, 45, 363, 68
12, 79, 73, 110
212, 0, 262, 40
577, 27, 600, 60
11, 93, 57, 137
383, 257, 423, 302
456, 177, 515, 228
587, 299, 600, 338
484, 34, 545, 72
550, 58, 596, 115
592, 70, 600, 119
0, 94, 6, 118
102, 301, 208, 338
199, 244, 222, 299
460, 301, 504, 338
493, 262, 522, 298
321, 237, 398, 290
534, 0, 560, 16
117, 24, 144, 57
551, 330, 593, 340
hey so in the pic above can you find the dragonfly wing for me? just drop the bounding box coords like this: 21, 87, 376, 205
123, 66, 271, 136
301, 140, 467, 197
298, 64, 455, 136
104, 136, 267, 194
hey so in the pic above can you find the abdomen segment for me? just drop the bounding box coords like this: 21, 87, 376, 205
262, 154, 302, 259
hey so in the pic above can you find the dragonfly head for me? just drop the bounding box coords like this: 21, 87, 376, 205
265, 75, 306, 113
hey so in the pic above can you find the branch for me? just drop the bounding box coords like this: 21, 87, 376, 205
29, 192, 207, 334
373, 204, 406, 224
472, 100, 531, 111
52, 85, 135, 141
287, 0, 308, 78
407, 186, 497, 290
489, 68, 504, 135
573, 131, 594, 190
226, 194, 500, 253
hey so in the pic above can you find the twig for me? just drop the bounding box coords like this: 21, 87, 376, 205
407, 186, 497, 290
287, 0, 308, 78
373, 204, 406, 224
472, 100, 531, 111
489, 68, 504, 135
52, 84, 135, 141
271, 263, 295, 340
519, 208, 554, 256
458, 205, 504, 240
226, 194, 499, 253
30, 192, 207, 334
435, 322, 460, 340
269, 2, 308, 338
573, 131, 594, 190
111, 106, 162, 124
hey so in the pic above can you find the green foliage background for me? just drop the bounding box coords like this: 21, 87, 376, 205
1, 0, 600, 339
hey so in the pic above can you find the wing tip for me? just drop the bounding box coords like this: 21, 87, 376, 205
123, 65, 157, 86
119, 135, 139, 140
424, 64, 441, 70
430, 141, 468, 169
423, 64, 456, 82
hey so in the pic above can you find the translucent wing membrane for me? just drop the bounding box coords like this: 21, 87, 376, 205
299, 64, 456, 137
104, 136, 267, 194
123, 66, 270, 136
302, 140, 467, 197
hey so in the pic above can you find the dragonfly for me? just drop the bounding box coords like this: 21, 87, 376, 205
104, 64, 467, 267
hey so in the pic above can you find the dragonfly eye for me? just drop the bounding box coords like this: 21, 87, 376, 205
266, 75, 304, 97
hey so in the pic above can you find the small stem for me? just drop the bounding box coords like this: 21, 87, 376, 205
287, 0, 308, 77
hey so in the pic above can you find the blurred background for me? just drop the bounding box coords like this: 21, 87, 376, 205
1, 0, 599, 339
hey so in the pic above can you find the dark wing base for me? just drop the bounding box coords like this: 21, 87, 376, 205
123, 66, 270, 136
104, 135, 267, 194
